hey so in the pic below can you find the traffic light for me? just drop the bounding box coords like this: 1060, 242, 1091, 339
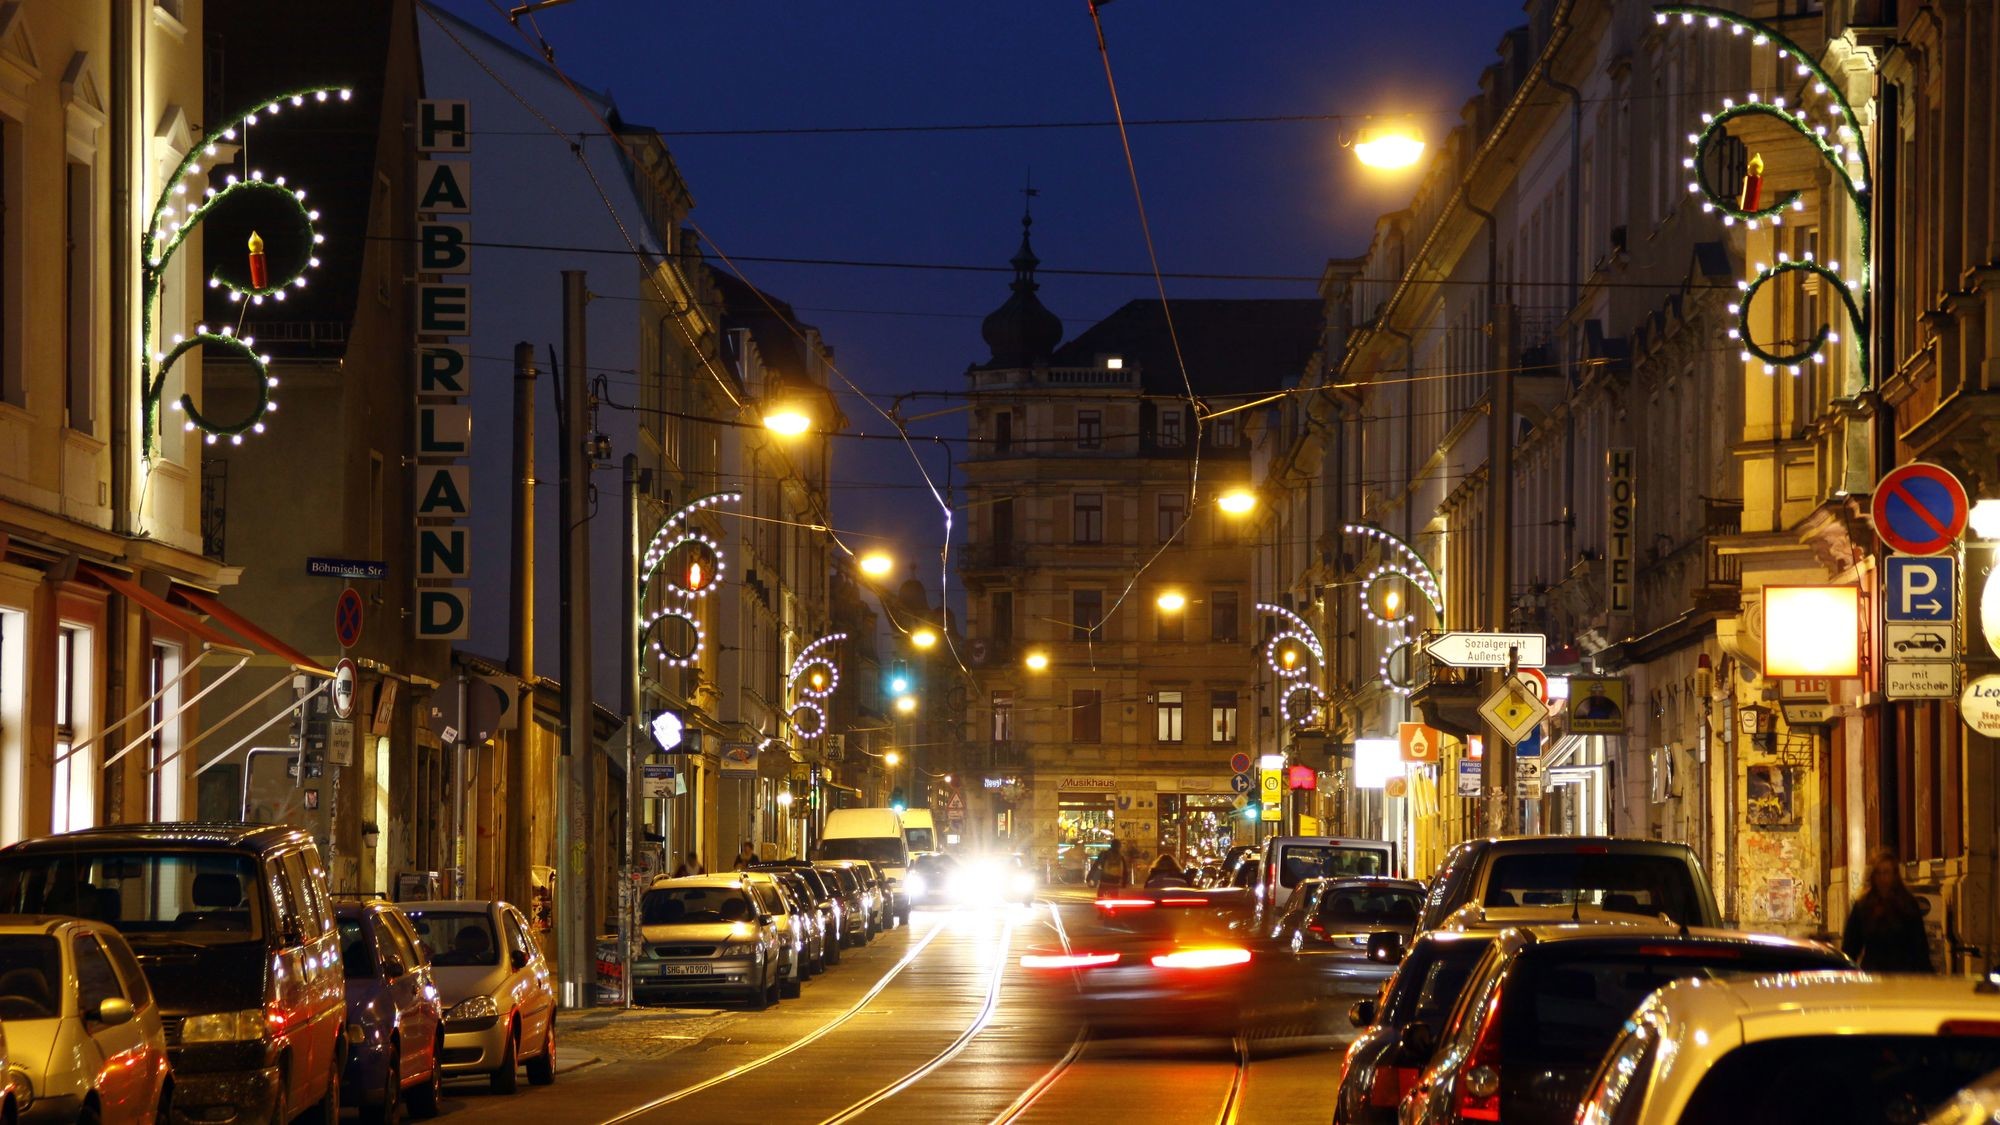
888, 660, 912, 696
890, 787, 907, 813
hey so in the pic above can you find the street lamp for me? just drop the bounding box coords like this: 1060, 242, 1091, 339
910, 627, 938, 649
1024, 651, 1050, 672
858, 551, 894, 579
885, 750, 901, 767
1217, 488, 1257, 516
1155, 591, 1187, 613
895, 695, 918, 715
763, 404, 812, 437
1353, 124, 1426, 170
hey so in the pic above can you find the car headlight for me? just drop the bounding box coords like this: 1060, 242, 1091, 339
1011, 873, 1035, 894
446, 995, 500, 1022
716, 941, 760, 957
906, 873, 928, 897
8, 1065, 33, 1110
181, 1009, 268, 1043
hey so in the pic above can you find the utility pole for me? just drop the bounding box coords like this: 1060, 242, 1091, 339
557, 271, 594, 1007
508, 342, 536, 910
1486, 304, 1517, 836
619, 452, 645, 1008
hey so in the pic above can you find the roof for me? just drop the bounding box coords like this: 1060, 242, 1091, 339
1299, 876, 1425, 891
1498, 921, 1838, 954
1644, 971, 2000, 1033
3, 822, 311, 852
711, 269, 816, 381
1048, 299, 1323, 397
648, 875, 750, 889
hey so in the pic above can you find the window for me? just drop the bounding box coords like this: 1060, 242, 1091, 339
1211, 590, 1240, 642
1158, 408, 1184, 447
990, 591, 1014, 646
1210, 690, 1239, 743
991, 691, 1014, 742
52, 626, 94, 834
992, 412, 1012, 454
1156, 602, 1184, 642
73, 933, 123, 1016
1, 118, 16, 406
1157, 493, 1186, 544
1075, 409, 1102, 449
1071, 589, 1103, 640
1155, 690, 1185, 743
991, 498, 1014, 552
1072, 493, 1103, 544
1071, 690, 1102, 743
1210, 416, 1237, 447
148, 643, 182, 821
64, 160, 92, 432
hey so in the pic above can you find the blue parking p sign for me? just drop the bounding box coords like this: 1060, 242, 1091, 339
1884, 556, 1955, 623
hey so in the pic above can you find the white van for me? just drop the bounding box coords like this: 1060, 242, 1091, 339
901, 809, 938, 856
818, 807, 912, 925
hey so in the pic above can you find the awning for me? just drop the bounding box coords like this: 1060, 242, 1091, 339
173, 587, 331, 675
83, 565, 243, 651
821, 779, 863, 799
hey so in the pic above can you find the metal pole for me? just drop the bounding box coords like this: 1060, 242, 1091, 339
453, 669, 468, 897
1487, 305, 1517, 836
620, 452, 642, 1008
508, 342, 536, 910
557, 270, 595, 1007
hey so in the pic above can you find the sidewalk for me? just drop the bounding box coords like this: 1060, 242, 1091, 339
559, 1003, 744, 1065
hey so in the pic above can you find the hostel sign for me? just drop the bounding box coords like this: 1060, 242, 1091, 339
414, 100, 472, 639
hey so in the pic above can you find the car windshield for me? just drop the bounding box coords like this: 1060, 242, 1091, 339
1313, 885, 1422, 927
819, 838, 908, 867
906, 827, 937, 852
0, 851, 265, 945
0, 934, 62, 1020
1681, 1035, 2000, 1123
404, 909, 499, 966
1482, 852, 1704, 921
643, 886, 755, 925
912, 854, 956, 876
1274, 845, 1385, 889
1499, 945, 1846, 1073
818, 866, 858, 893
1383, 936, 1494, 1031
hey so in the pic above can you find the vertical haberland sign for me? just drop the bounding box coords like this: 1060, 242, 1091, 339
1606, 448, 1635, 614
414, 99, 473, 639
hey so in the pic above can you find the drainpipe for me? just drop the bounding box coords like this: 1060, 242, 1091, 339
1548, 75, 1584, 568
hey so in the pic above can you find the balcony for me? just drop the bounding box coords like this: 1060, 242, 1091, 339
988, 741, 1026, 770
970, 366, 1140, 392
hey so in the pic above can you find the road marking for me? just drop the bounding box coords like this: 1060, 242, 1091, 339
815, 916, 1016, 1124
1215, 1037, 1248, 1125
592, 918, 948, 1123
988, 1030, 1088, 1125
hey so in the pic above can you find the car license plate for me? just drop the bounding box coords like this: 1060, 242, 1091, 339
660, 964, 714, 977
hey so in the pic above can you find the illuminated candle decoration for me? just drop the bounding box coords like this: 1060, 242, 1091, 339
141, 84, 354, 454
1655, 4, 1871, 387
1738, 152, 1764, 211
637, 492, 743, 668
1345, 523, 1443, 696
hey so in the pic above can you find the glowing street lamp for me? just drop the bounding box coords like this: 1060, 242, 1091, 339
763, 405, 812, 437
895, 695, 918, 715
776, 790, 794, 808
1155, 591, 1187, 613
1353, 124, 1426, 170
1217, 489, 1258, 516
885, 750, 901, 767
910, 627, 939, 649
1024, 651, 1050, 673
858, 551, 895, 579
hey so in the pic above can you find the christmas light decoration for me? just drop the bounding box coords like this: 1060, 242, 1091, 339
1656, 4, 1871, 387
140, 84, 354, 454
1345, 523, 1442, 695
637, 491, 742, 668
784, 632, 849, 741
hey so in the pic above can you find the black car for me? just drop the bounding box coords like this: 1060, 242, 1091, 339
0, 823, 349, 1124
1416, 836, 1721, 933
1333, 929, 1496, 1125
335, 897, 444, 1122
1266, 876, 1424, 1006
813, 862, 873, 947
759, 863, 844, 963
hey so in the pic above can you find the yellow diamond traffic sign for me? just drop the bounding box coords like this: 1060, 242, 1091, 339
1478, 681, 1549, 745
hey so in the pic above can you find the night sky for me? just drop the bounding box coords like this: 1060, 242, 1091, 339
435, 0, 1525, 584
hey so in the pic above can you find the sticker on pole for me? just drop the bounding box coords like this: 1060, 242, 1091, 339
1872, 462, 1968, 557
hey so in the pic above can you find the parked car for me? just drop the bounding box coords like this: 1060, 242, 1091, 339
334, 898, 443, 1122
0, 915, 169, 1124
751, 869, 827, 981
1334, 929, 1498, 1125
632, 876, 783, 1007
0, 824, 347, 1124
1254, 836, 1399, 934
741, 872, 815, 997
1405, 921, 1850, 1124
1266, 876, 1424, 1004
401, 900, 556, 1094
814, 862, 876, 946
1416, 837, 1722, 933
755, 863, 843, 964
853, 862, 894, 932
1582, 973, 2000, 1125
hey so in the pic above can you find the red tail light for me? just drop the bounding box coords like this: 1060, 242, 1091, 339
1452, 989, 1506, 1121
1306, 921, 1328, 936
1369, 1066, 1419, 1108
1941, 1019, 2000, 1036
1150, 947, 1252, 969
1159, 897, 1207, 907
1020, 952, 1120, 970
1095, 897, 1156, 911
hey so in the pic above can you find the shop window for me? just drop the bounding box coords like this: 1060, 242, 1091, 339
53, 625, 95, 834
148, 643, 183, 821
1210, 690, 1239, 744
1156, 690, 1184, 743
1071, 689, 1102, 743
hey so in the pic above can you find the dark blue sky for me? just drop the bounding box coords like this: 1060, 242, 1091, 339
438, 0, 1525, 573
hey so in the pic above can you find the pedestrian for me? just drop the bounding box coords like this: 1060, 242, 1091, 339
1097, 839, 1131, 888
1841, 847, 1935, 973
733, 841, 758, 871
672, 850, 703, 878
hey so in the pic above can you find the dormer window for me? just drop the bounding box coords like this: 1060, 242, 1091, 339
1105, 356, 1124, 370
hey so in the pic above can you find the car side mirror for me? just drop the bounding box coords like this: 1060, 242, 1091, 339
759, 913, 776, 927
1396, 1022, 1437, 1065
1367, 931, 1405, 964
1348, 999, 1377, 1029
95, 996, 134, 1027
380, 957, 406, 979
511, 950, 528, 971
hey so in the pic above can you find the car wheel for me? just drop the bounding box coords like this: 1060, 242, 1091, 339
406, 1036, 443, 1119
781, 970, 803, 999
764, 969, 783, 1007
76, 1096, 100, 1125
826, 935, 842, 964
489, 1024, 520, 1095
301, 1057, 341, 1125
361, 1050, 400, 1125
525, 1019, 556, 1086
